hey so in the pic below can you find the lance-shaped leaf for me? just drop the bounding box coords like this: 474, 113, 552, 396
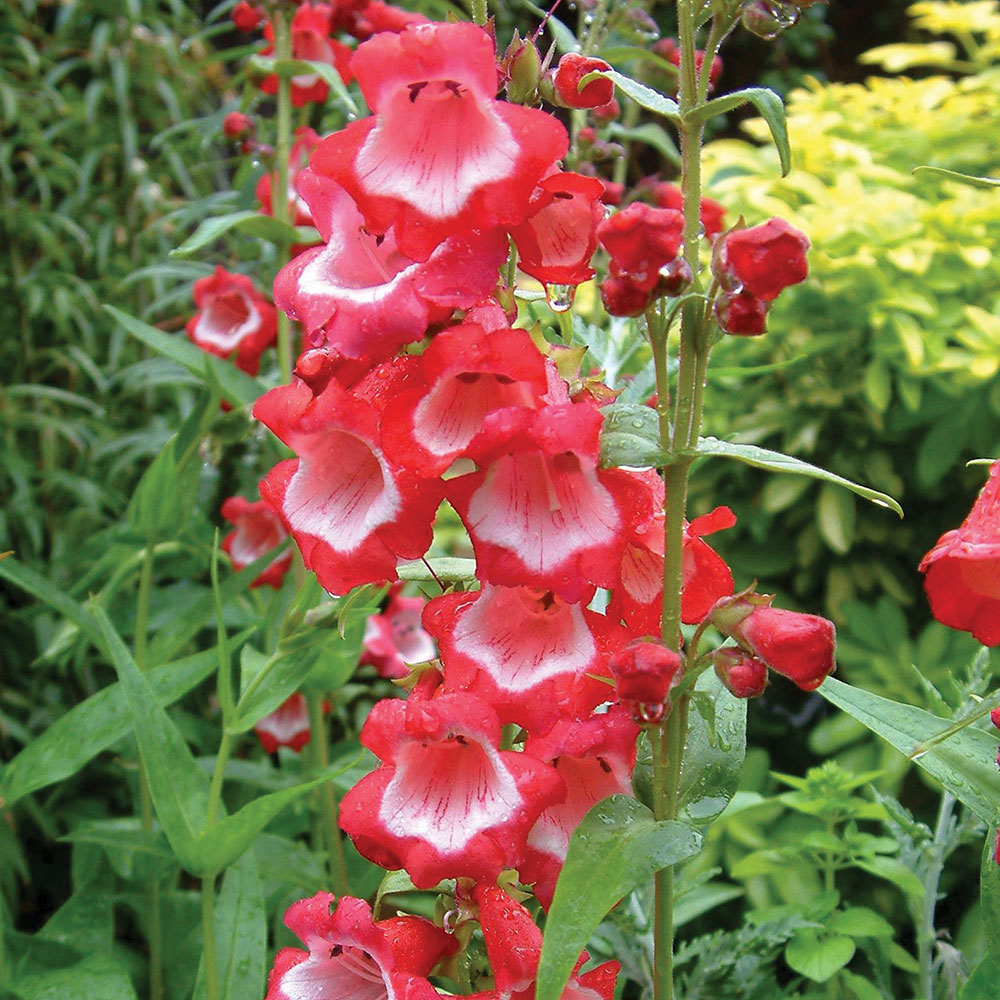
983, 832, 1000, 962
692, 87, 790, 175
396, 557, 478, 583
0, 632, 254, 808
913, 165, 1000, 189
536, 795, 702, 1000
696, 437, 903, 517
105, 305, 265, 408
170, 209, 319, 258
248, 55, 359, 116
819, 677, 1000, 825
582, 68, 680, 121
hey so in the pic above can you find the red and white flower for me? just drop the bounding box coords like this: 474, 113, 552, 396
254, 693, 312, 754
256, 127, 321, 228
309, 21, 568, 261
253, 370, 443, 595
521, 708, 638, 907
265, 893, 456, 1000
220, 496, 291, 589
424, 584, 626, 732
186, 267, 276, 375
339, 693, 564, 887
380, 323, 549, 475
448, 403, 634, 602
274, 173, 507, 360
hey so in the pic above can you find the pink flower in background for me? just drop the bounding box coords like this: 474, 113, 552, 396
186, 267, 276, 375
254, 694, 311, 754
360, 584, 437, 679
220, 496, 291, 589
255, 128, 321, 228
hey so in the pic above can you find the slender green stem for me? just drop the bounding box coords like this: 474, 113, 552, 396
273, 9, 294, 384
470, 0, 487, 26
918, 791, 955, 1000
134, 542, 164, 1000
306, 691, 349, 896
201, 873, 220, 1000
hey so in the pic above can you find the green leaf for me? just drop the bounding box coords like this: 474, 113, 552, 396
694, 87, 790, 175
785, 929, 855, 982
0, 635, 253, 808
889, 942, 920, 973
854, 855, 925, 902
587, 69, 680, 121
536, 796, 702, 1000
982, 831, 1000, 962
608, 121, 681, 167
599, 402, 662, 468
8, 954, 139, 1000
816, 482, 857, 554
247, 56, 359, 117
196, 757, 359, 873
95, 607, 211, 870
827, 906, 894, 939
105, 305, 265, 408
913, 165, 1000, 189
396, 557, 478, 583
819, 677, 1000, 825
227, 643, 323, 734
841, 970, 885, 1000
192, 853, 266, 1000
962, 956, 1000, 1000
696, 438, 904, 517
170, 208, 317, 258
678, 671, 747, 825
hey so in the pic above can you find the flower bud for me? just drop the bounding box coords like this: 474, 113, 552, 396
223, 111, 254, 141
713, 648, 768, 699
741, 0, 800, 40
232, 1, 265, 33
600, 274, 652, 317
715, 289, 769, 336
591, 97, 621, 124
991, 706, 1000, 730
504, 32, 542, 105
715, 218, 810, 302
656, 258, 693, 298
609, 640, 682, 718
710, 596, 836, 691
552, 53, 614, 109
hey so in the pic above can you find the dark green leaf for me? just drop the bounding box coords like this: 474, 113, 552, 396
8, 954, 139, 1000
678, 672, 747, 826
982, 831, 1000, 962
962, 956, 1000, 1000
104, 305, 265, 408
600, 403, 663, 468
820, 677, 1000, 825
696, 438, 903, 517
169, 209, 316, 258
785, 929, 855, 982
0, 635, 253, 808
536, 796, 702, 1000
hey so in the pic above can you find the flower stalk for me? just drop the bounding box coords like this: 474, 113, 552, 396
273, 8, 294, 385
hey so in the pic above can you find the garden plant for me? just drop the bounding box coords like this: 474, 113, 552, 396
2, 2, 1000, 1000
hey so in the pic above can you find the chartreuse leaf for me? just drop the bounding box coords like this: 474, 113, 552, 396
583, 69, 680, 121
599, 403, 662, 468
693, 87, 790, 175
913, 165, 1000, 189
982, 831, 1000, 962
678, 671, 747, 826
0, 632, 254, 808
535, 796, 702, 1000
696, 438, 904, 517
819, 677, 1000, 825
96, 606, 211, 868
785, 928, 855, 982
191, 853, 266, 1000
169, 208, 318, 258
105, 305, 265, 408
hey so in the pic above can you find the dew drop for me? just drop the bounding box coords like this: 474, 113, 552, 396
545, 283, 575, 313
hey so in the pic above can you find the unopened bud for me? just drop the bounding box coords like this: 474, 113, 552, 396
504, 32, 542, 105
656, 258, 693, 297
223, 111, 254, 141
609, 640, 682, 722
713, 648, 768, 699
741, 0, 800, 40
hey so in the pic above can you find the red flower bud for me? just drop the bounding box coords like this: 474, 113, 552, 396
552, 53, 614, 109
600, 273, 652, 317
991, 706, 1000, 730
713, 648, 768, 699
597, 203, 684, 292
222, 111, 254, 141
717, 218, 809, 302
715, 289, 769, 336
710, 596, 836, 692
590, 97, 620, 123
609, 640, 681, 709
232, 1, 265, 33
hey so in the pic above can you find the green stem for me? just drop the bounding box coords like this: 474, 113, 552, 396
134, 542, 164, 1000
273, 9, 294, 385
306, 691, 349, 896
201, 873, 220, 1000
918, 791, 955, 1000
